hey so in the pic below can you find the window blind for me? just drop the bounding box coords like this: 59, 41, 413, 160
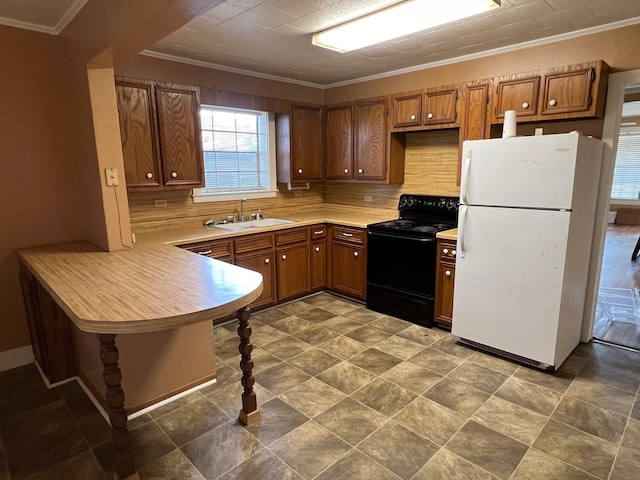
611, 131, 640, 200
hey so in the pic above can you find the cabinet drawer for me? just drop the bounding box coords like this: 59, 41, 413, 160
333, 226, 365, 244
276, 227, 308, 246
439, 241, 457, 262
310, 224, 327, 239
181, 239, 233, 259
234, 233, 274, 255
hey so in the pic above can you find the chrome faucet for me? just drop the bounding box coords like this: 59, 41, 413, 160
239, 198, 247, 221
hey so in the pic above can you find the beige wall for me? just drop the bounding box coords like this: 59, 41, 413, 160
4, 10, 640, 357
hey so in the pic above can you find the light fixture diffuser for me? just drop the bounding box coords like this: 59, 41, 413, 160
312, 0, 501, 53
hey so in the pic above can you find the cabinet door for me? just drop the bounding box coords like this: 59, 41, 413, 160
541, 67, 594, 116
355, 98, 387, 181
325, 104, 354, 179
19, 269, 48, 372
435, 261, 455, 327
155, 86, 204, 187
423, 87, 458, 126
459, 81, 491, 185
391, 93, 421, 128
332, 242, 365, 300
277, 243, 310, 302
292, 104, 323, 181
311, 239, 327, 291
115, 79, 161, 187
494, 76, 540, 120
235, 252, 276, 310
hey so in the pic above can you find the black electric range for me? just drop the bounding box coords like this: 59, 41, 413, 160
366, 194, 459, 327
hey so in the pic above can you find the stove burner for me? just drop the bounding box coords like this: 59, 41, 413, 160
413, 225, 437, 233
395, 220, 415, 227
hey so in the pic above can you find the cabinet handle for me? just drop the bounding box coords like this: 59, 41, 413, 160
427, 112, 433, 119
410, 114, 416, 121
315, 246, 320, 252
451, 249, 457, 257
146, 172, 153, 179
264, 258, 270, 264
197, 250, 212, 255
353, 251, 359, 257
358, 168, 363, 174
314, 230, 324, 235
171, 171, 178, 178
445, 270, 451, 276
342, 232, 353, 237
344, 168, 349, 174
522, 102, 529, 109
297, 168, 303, 174
281, 254, 287, 260
443, 248, 449, 254
548, 99, 557, 106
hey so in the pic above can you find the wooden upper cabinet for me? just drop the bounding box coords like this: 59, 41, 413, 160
277, 103, 323, 185
325, 104, 354, 180
541, 67, 595, 116
423, 86, 458, 126
494, 75, 540, 120
392, 93, 421, 128
155, 86, 204, 187
493, 61, 608, 123
115, 77, 204, 190
115, 79, 161, 187
459, 80, 491, 185
354, 98, 387, 181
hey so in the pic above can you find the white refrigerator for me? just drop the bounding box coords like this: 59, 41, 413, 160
451, 132, 603, 370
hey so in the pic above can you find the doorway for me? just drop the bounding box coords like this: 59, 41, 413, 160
586, 70, 640, 350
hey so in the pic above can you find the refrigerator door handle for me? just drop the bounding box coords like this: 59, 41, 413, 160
458, 205, 467, 258
460, 149, 472, 205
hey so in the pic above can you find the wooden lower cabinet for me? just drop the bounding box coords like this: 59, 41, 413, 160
19, 265, 77, 383
311, 239, 327, 291
180, 238, 233, 263
235, 251, 276, 310
277, 243, 310, 302
434, 239, 457, 328
330, 225, 367, 300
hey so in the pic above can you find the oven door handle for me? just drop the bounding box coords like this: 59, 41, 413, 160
367, 231, 435, 243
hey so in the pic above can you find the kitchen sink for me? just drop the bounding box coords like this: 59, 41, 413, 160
213, 218, 294, 231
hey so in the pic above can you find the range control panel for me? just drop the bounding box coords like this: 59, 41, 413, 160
398, 194, 460, 212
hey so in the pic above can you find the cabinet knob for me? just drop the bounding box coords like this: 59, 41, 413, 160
315, 246, 320, 252
264, 258, 270, 264
410, 114, 416, 121
146, 172, 153, 179
297, 168, 303, 174
427, 112, 433, 119
548, 99, 557, 106
344, 168, 349, 174
171, 171, 178, 178
445, 270, 451, 276
451, 249, 456, 256
281, 254, 287, 260
522, 102, 529, 109
353, 251, 359, 257
443, 248, 449, 254
358, 168, 363, 174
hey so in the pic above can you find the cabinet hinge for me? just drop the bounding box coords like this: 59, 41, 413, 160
588, 95, 593, 107
590, 68, 595, 82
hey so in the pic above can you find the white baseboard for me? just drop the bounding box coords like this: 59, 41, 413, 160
0, 345, 34, 372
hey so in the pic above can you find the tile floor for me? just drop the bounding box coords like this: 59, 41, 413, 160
2, 292, 640, 479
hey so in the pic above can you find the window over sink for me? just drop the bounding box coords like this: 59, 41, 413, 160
192, 105, 277, 203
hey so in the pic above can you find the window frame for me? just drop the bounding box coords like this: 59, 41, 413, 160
192, 106, 278, 204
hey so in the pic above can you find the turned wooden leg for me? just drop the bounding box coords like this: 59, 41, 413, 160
98, 334, 139, 480
236, 306, 261, 425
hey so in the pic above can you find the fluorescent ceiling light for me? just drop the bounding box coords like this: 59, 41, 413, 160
312, 0, 501, 53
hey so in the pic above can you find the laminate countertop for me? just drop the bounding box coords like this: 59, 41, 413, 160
436, 228, 458, 241
17, 241, 263, 334
134, 207, 400, 246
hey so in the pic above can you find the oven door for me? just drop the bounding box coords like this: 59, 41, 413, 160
366, 229, 436, 297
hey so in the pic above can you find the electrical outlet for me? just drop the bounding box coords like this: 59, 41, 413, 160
364, 195, 373, 202
154, 199, 167, 207
295, 191, 303, 197
105, 168, 119, 186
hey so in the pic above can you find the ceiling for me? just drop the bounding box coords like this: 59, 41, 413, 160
2, 0, 640, 87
